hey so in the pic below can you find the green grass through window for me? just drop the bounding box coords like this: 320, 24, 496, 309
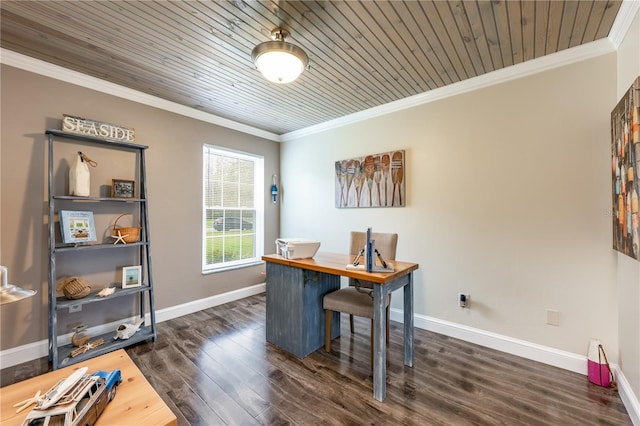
205, 229, 255, 264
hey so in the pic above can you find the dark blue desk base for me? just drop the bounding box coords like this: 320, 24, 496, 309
265, 262, 341, 358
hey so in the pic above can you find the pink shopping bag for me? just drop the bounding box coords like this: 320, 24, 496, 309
587, 339, 615, 389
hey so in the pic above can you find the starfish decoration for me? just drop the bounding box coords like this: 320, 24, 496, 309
110, 230, 129, 245
70, 338, 105, 357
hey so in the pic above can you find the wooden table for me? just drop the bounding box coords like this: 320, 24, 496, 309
0, 349, 176, 426
262, 252, 419, 402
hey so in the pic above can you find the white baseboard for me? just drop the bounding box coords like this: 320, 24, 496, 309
0, 283, 265, 369
153, 283, 265, 323
401, 311, 588, 373
390, 308, 640, 426
615, 364, 640, 426
2, 286, 637, 425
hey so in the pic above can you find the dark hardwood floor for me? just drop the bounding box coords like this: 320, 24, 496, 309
2, 293, 631, 425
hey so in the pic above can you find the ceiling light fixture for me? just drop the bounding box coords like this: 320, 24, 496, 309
251, 28, 309, 84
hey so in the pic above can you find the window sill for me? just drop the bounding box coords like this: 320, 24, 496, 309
202, 260, 265, 275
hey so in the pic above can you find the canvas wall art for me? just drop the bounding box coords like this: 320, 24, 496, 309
335, 150, 405, 208
612, 77, 640, 259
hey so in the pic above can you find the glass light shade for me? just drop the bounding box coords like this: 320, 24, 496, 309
252, 41, 308, 84
0, 265, 36, 305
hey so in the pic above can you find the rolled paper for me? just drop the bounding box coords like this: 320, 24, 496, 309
633, 189, 639, 213
629, 167, 635, 182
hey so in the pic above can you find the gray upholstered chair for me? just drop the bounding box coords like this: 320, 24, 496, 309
323, 231, 398, 364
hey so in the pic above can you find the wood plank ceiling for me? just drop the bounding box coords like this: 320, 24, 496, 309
0, 1, 622, 136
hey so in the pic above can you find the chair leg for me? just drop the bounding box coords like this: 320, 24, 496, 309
325, 309, 332, 352
350, 314, 354, 334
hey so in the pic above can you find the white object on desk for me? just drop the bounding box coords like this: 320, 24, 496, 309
275, 238, 320, 259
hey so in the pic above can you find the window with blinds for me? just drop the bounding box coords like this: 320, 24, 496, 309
203, 145, 264, 272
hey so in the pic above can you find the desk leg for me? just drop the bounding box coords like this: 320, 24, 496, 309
404, 272, 414, 367
372, 285, 386, 402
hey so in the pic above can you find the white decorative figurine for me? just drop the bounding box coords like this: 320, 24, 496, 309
113, 318, 144, 340
69, 151, 97, 196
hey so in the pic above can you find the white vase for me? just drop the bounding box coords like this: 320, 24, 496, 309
69, 151, 90, 196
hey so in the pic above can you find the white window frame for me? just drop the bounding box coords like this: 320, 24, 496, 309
202, 145, 264, 273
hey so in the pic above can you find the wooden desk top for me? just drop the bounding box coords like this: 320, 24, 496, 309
262, 252, 419, 284
0, 349, 176, 426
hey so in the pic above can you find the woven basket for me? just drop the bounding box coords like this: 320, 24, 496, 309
112, 213, 141, 243
60, 276, 91, 300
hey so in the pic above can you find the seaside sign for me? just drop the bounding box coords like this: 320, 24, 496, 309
62, 114, 135, 142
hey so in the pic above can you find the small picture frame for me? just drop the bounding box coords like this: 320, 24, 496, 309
112, 179, 135, 198
59, 210, 97, 244
122, 265, 142, 289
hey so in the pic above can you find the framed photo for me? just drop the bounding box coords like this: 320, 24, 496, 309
112, 179, 135, 198
59, 210, 97, 243
122, 265, 142, 288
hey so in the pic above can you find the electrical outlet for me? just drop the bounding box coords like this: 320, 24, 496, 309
546, 309, 559, 326
69, 304, 82, 313
458, 293, 469, 308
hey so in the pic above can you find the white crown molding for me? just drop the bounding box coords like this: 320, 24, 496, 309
282, 37, 615, 142
609, 0, 640, 49
0, 49, 281, 143
0, 28, 624, 146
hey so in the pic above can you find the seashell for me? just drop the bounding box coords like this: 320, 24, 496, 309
97, 287, 116, 297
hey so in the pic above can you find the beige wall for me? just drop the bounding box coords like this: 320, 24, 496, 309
0, 65, 280, 350
616, 6, 640, 406
280, 54, 618, 358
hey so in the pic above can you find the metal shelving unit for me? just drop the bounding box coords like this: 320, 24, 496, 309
45, 129, 156, 369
